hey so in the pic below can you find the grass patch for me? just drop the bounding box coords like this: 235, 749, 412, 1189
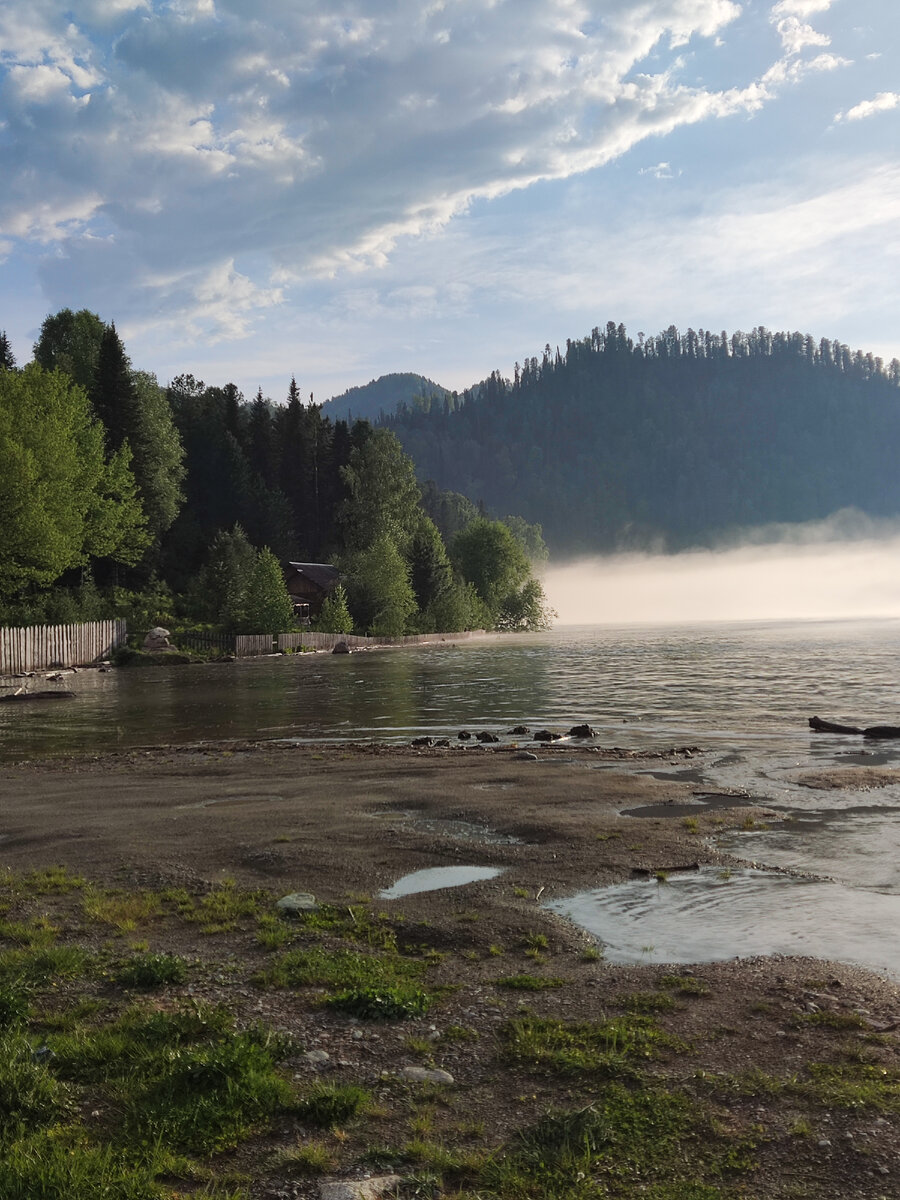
797, 1010, 867, 1032
271, 1139, 337, 1174
0, 1032, 71, 1132
0, 1131, 170, 1200
0, 916, 60, 949
256, 944, 424, 990
801, 1062, 900, 1111
620, 991, 677, 1013
659, 975, 709, 996
294, 904, 399, 951
297, 1082, 373, 1128
327, 983, 433, 1020
112, 951, 189, 990
502, 1013, 681, 1075
0, 945, 90, 986
18, 866, 86, 895
165, 881, 271, 933
495, 974, 565, 991
82, 887, 162, 932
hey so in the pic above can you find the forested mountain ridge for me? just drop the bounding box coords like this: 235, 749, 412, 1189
385, 323, 900, 555
320, 372, 451, 424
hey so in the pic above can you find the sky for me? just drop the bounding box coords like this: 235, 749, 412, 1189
1, 0, 899, 404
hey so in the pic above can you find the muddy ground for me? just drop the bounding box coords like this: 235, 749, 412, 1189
3, 740, 900, 1198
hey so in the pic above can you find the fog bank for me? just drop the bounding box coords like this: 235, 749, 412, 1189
543, 526, 900, 626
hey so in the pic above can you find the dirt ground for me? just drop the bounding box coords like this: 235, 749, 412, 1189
4, 740, 900, 1198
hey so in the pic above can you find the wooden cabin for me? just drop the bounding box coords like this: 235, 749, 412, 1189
283, 562, 340, 622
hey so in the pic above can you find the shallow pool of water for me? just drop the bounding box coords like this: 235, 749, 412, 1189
379, 865, 504, 899
546, 867, 900, 977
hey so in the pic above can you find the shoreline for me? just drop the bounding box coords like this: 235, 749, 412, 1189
4, 740, 900, 1197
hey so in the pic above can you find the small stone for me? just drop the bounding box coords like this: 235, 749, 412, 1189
276, 892, 319, 915
513, 751, 538, 761
398, 1066, 454, 1085
818, 1139, 831, 1149
319, 1175, 402, 1200
304, 1049, 330, 1066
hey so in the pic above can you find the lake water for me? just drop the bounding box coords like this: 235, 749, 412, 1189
5, 618, 900, 974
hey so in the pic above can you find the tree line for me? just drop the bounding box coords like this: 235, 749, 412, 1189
0, 312, 551, 636
386, 320, 900, 554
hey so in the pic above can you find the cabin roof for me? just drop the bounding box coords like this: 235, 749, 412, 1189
285, 562, 340, 591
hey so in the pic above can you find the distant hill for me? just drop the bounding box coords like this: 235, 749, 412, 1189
384, 322, 900, 555
320, 372, 451, 424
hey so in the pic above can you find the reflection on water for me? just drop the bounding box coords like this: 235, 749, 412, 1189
546, 867, 900, 976
5, 619, 900, 768
379, 865, 504, 899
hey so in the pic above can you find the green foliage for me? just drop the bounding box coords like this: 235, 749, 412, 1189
256, 944, 423, 991
33, 307, 106, 393
339, 427, 424, 552
341, 535, 418, 636
314, 582, 354, 633
326, 983, 432, 1020
495, 974, 565, 991
0, 365, 149, 596
113, 952, 188, 990
0, 1132, 167, 1200
297, 1082, 372, 1128
0, 1032, 70, 1133
240, 546, 295, 633
451, 517, 551, 630
502, 1013, 678, 1074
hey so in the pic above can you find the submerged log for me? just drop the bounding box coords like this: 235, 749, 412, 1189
808, 715, 900, 739
808, 716, 863, 735
0, 690, 76, 703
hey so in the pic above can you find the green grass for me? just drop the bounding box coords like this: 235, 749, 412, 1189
297, 1082, 373, 1128
0, 945, 91, 986
256, 944, 423, 990
495, 974, 565, 991
112, 951, 188, 990
620, 991, 677, 1013
659, 974, 709, 997
502, 1013, 682, 1076
327, 983, 433, 1019
82, 887, 162, 932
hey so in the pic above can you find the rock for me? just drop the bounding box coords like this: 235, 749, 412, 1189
457, 730, 472, 740
507, 725, 529, 735
398, 1066, 455, 1085
433, 738, 450, 748
303, 1049, 330, 1067
568, 723, 595, 738
476, 731, 499, 743
143, 626, 174, 652
411, 737, 433, 747
533, 730, 562, 742
276, 892, 319, 916
513, 751, 538, 761
319, 1176, 402, 1200
332, 642, 351, 654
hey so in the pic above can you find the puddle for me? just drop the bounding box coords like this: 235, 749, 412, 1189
379, 865, 505, 899
622, 793, 757, 819
369, 810, 523, 845
175, 794, 282, 810
545, 867, 900, 976
717, 808, 900, 893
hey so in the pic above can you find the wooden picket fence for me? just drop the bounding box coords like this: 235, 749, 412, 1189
0, 620, 127, 675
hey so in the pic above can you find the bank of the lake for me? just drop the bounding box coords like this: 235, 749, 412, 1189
4, 740, 900, 1199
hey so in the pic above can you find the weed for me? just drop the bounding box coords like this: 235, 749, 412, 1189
521, 932, 549, 952
789, 1119, 812, 1137
488, 944, 505, 957
457, 911, 480, 923
442, 1024, 478, 1043
502, 1013, 681, 1075
0, 1032, 70, 1131
294, 904, 398, 951
0, 945, 90, 986
655, 871, 669, 883
20, 866, 85, 894
512, 887, 530, 899
621, 991, 677, 1013
595, 831, 622, 842
270, 1139, 337, 1174
82, 887, 162, 932
798, 1010, 867, 1032
495, 974, 565, 991
800, 1061, 900, 1110
580, 946, 603, 962
256, 913, 294, 951
0, 981, 30, 1030
327, 983, 433, 1020
0, 916, 59, 948
113, 951, 188, 990
0, 1131, 166, 1200
682, 817, 700, 834
297, 1082, 372, 1128
717, 868, 732, 880
406, 1036, 434, 1057
256, 945, 424, 991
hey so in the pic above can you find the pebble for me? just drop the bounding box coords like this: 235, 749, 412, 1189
398, 1066, 454, 1085
303, 1050, 330, 1066
319, 1175, 402, 1200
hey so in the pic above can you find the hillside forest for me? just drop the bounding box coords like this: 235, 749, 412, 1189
0, 313, 551, 637
386, 322, 900, 555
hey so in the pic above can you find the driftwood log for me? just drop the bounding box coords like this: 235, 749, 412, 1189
808, 715, 900, 739
0, 690, 76, 703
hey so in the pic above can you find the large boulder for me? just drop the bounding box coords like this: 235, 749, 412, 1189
143, 627, 174, 652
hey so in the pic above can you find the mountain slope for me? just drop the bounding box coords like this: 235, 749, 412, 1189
384, 323, 900, 555
321, 372, 450, 424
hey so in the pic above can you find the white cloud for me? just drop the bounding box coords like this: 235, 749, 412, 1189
0, 0, 875, 346
836, 91, 900, 122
